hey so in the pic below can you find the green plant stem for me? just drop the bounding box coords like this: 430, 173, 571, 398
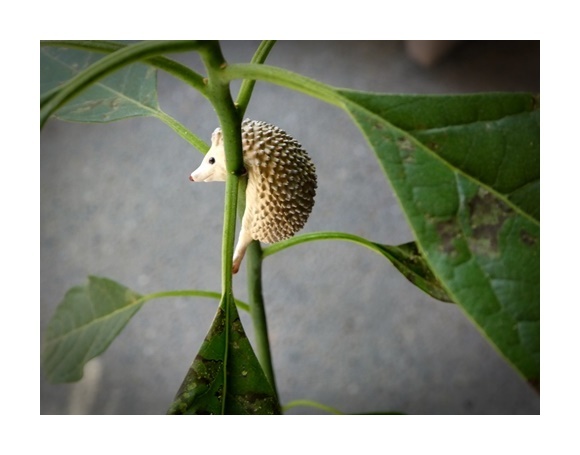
263, 231, 390, 258
199, 45, 244, 176
223, 63, 345, 109
246, 240, 278, 396
40, 40, 208, 99
236, 41, 277, 115
40, 40, 206, 129
282, 399, 344, 415
198, 42, 245, 295
139, 289, 250, 312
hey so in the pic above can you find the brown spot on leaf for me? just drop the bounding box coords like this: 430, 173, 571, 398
170, 353, 223, 409
436, 218, 461, 255
231, 317, 248, 340
397, 136, 416, 163
235, 392, 281, 415
388, 242, 453, 302
205, 307, 226, 342
468, 188, 513, 257
397, 136, 415, 152
520, 229, 537, 247
214, 385, 223, 401
194, 355, 222, 383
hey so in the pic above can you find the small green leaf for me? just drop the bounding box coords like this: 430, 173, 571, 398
168, 295, 281, 415
341, 92, 540, 384
42, 276, 144, 383
379, 242, 452, 303
41, 46, 159, 122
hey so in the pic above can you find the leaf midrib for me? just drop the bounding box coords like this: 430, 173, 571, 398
43, 293, 144, 349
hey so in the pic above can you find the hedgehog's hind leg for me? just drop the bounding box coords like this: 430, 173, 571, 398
232, 223, 253, 274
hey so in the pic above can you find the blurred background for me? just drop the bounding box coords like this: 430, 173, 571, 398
40, 41, 540, 414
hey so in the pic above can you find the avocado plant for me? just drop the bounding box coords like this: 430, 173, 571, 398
40, 40, 539, 414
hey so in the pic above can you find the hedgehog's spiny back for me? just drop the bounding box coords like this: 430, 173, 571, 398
241, 119, 317, 244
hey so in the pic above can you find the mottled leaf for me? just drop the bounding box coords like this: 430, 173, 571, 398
340, 91, 540, 384
380, 242, 452, 302
40, 46, 159, 122
168, 295, 281, 415
339, 91, 540, 222
42, 276, 144, 383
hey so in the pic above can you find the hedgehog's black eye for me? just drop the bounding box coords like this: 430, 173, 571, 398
209, 157, 215, 165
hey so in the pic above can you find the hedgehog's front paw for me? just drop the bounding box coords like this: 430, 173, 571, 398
232, 243, 246, 274
232, 227, 253, 275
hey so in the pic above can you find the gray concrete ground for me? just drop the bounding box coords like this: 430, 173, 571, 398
40, 41, 540, 414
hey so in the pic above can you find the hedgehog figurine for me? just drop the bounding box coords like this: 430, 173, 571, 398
189, 119, 317, 274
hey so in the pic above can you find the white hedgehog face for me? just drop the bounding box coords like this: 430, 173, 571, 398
189, 128, 227, 182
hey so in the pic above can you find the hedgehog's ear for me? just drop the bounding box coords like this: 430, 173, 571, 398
211, 128, 223, 147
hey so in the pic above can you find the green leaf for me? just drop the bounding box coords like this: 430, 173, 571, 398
168, 294, 281, 415
340, 92, 540, 385
41, 46, 159, 122
339, 91, 540, 222
380, 242, 453, 303
40, 43, 209, 152
42, 276, 144, 383
263, 232, 452, 303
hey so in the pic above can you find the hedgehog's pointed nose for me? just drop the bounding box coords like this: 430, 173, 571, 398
189, 174, 195, 182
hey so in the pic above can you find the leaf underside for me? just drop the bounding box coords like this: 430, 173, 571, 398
339, 90, 540, 384
41, 46, 159, 122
